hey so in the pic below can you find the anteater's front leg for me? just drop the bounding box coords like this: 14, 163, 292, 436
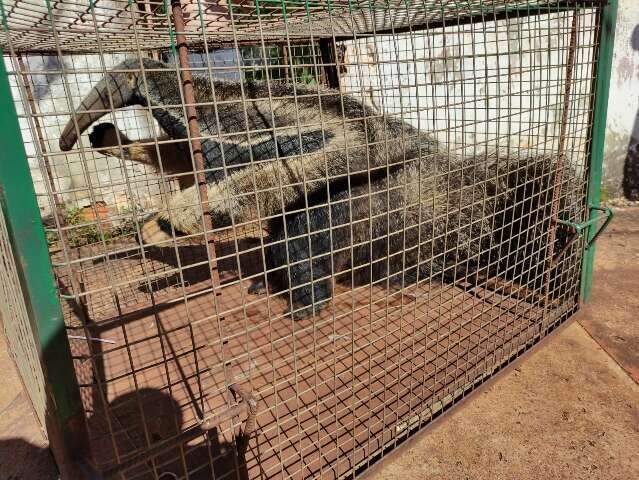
89, 122, 195, 189
266, 204, 335, 320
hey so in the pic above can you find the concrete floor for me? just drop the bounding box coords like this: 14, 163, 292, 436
1, 209, 638, 480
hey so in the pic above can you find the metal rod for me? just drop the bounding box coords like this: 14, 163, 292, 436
543, 11, 579, 308
170, 0, 221, 288
581, 0, 619, 301
229, 383, 259, 456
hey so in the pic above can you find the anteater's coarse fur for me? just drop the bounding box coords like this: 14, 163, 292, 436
58, 58, 439, 243
58, 58, 579, 319
262, 151, 579, 319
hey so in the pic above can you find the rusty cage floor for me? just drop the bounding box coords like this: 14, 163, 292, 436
52, 231, 570, 480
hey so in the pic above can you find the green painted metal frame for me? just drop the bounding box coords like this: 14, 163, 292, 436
558, 205, 613, 249
0, 1, 617, 477
0, 50, 89, 477
581, 0, 618, 302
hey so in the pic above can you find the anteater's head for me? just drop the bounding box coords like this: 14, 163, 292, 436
58, 57, 166, 152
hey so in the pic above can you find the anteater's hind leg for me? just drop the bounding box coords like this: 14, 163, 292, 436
266, 204, 336, 320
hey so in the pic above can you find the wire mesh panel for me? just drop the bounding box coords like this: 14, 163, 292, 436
0, 207, 48, 430
0, 0, 605, 478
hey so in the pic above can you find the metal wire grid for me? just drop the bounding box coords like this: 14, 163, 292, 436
0, 207, 48, 430
0, 1, 607, 53
3, 1, 598, 479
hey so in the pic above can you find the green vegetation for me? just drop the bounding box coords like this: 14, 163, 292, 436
241, 45, 318, 85
46, 206, 137, 249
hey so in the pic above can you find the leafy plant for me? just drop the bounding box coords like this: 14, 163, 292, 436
46, 205, 138, 249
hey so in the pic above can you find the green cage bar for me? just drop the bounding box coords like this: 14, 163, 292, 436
0, 51, 88, 478
581, 0, 618, 302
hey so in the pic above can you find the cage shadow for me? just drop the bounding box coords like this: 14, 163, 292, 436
58, 280, 254, 480
87, 388, 250, 480
0, 438, 58, 479
138, 237, 266, 295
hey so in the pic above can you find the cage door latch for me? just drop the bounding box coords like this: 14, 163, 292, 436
556, 204, 614, 251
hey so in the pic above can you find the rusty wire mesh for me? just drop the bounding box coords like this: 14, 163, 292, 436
0, 207, 48, 431
2, 0, 602, 478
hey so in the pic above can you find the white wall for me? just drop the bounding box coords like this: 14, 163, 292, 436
602, 0, 639, 199
13, 4, 636, 220
337, 3, 639, 200
7, 53, 158, 218
339, 10, 596, 176
8, 48, 242, 218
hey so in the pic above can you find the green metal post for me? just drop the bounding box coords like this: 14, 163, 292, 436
581, 0, 618, 301
0, 52, 89, 477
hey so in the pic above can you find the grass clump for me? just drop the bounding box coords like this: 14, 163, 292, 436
46, 205, 138, 249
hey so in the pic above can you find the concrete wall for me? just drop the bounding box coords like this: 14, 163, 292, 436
338, 10, 595, 181
11, 3, 638, 220
7, 49, 242, 218
339, 5, 639, 201
6, 54, 157, 218
602, 0, 639, 200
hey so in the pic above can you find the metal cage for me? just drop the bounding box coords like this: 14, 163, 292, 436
0, 1, 617, 479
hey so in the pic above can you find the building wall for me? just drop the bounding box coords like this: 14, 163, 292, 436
6, 53, 157, 218
7, 49, 242, 218
11, 3, 638, 219
339, 10, 595, 183
339, 4, 639, 201
603, 0, 639, 200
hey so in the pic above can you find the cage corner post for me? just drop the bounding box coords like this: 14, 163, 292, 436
581, 0, 618, 302
0, 50, 91, 479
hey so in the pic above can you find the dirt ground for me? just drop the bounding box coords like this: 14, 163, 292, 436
1, 209, 638, 480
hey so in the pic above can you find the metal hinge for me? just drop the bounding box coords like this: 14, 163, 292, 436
557, 204, 614, 251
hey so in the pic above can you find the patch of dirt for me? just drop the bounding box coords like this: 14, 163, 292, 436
0, 333, 58, 480
580, 208, 639, 382
363, 323, 639, 480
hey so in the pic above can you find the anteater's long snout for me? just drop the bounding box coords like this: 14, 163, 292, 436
58, 67, 138, 152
